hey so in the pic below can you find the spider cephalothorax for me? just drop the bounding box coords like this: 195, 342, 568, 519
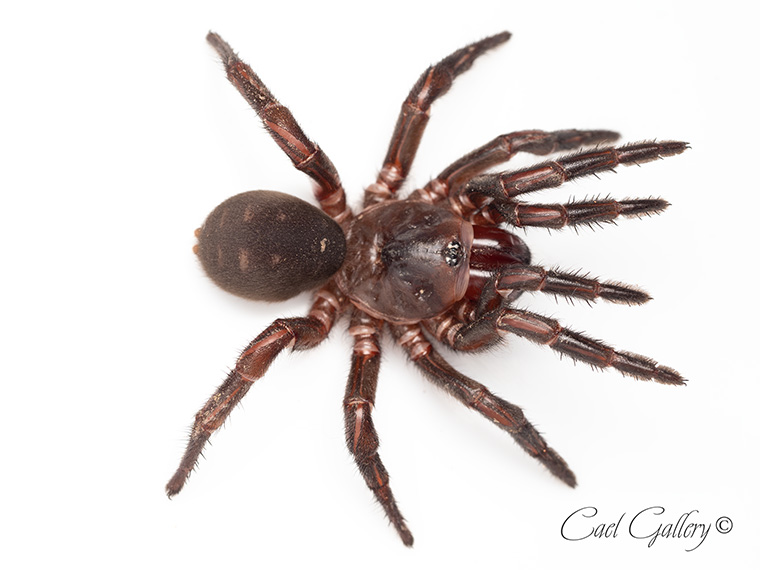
167, 31, 687, 547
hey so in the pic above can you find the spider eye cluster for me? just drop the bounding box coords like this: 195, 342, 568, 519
444, 240, 464, 267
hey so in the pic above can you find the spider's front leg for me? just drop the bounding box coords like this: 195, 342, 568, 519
344, 311, 413, 546
454, 140, 688, 227
207, 33, 351, 223
166, 286, 342, 496
410, 129, 620, 203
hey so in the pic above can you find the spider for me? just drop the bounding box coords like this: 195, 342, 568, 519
167, 31, 687, 547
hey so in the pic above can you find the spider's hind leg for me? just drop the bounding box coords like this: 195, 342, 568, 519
166, 286, 342, 497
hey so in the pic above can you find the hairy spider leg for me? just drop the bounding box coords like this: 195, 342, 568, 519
454, 140, 688, 227
426, 266, 651, 352
497, 308, 685, 385
391, 323, 577, 488
411, 129, 620, 203
494, 265, 651, 306
207, 33, 351, 224
425, 266, 684, 384
344, 311, 413, 546
166, 286, 343, 497
365, 31, 512, 206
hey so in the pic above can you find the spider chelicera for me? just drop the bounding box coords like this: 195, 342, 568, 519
167, 31, 687, 546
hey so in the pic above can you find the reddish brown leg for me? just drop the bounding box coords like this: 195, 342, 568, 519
488, 196, 671, 229
207, 33, 351, 223
427, 264, 651, 351
495, 265, 650, 305
498, 308, 686, 385
411, 129, 619, 203
391, 324, 576, 487
456, 140, 688, 226
166, 286, 342, 496
365, 31, 511, 206
344, 312, 413, 546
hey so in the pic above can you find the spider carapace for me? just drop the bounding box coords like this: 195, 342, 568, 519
167, 31, 687, 546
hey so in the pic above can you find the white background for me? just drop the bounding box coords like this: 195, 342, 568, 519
2, 1, 757, 568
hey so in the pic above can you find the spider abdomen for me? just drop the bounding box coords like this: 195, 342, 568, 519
195, 190, 346, 301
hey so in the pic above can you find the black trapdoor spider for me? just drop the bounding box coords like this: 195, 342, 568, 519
167, 31, 687, 546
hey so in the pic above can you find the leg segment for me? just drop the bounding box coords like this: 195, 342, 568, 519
365, 31, 511, 205
166, 286, 342, 496
344, 312, 413, 546
391, 324, 576, 487
207, 33, 351, 223
455, 140, 688, 225
498, 308, 686, 385
411, 129, 619, 203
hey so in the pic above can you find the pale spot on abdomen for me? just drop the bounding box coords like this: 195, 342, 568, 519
239, 248, 250, 272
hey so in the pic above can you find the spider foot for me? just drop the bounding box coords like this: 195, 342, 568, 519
527, 440, 577, 488
376, 486, 414, 547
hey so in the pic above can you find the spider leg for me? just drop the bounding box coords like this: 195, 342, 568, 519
410, 129, 620, 203
344, 311, 413, 546
365, 31, 512, 206
495, 265, 650, 305
391, 323, 576, 487
498, 308, 685, 385
207, 33, 351, 223
426, 303, 684, 379
166, 286, 342, 496
425, 264, 651, 351
454, 140, 688, 226
484, 196, 672, 229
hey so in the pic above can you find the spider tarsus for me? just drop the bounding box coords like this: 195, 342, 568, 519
206, 31, 234, 60
654, 366, 687, 386
165, 429, 212, 498
398, 525, 414, 547
598, 282, 651, 305
542, 448, 577, 488
556, 129, 621, 149
594, 130, 621, 143
165, 474, 185, 498
478, 30, 512, 51
619, 198, 670, 218
617, 140, 689, 164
